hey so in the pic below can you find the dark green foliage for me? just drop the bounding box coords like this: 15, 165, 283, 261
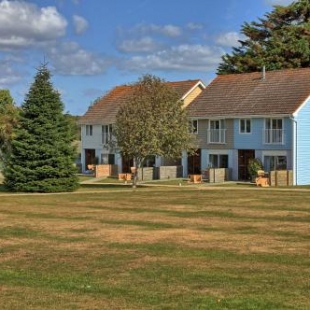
3, 65, 79, 192
218, 0, 310, 74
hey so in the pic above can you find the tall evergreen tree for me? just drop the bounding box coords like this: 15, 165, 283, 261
218, 0, 310, 74
3, 64, 79, 192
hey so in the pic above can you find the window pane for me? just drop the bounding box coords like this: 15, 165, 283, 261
219, 155, 228, 168
246, 120, 251, 133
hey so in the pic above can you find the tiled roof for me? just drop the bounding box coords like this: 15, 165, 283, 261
79, 79, 203, 125
187, 68, 310, 118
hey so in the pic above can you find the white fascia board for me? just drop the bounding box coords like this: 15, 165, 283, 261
292, 95, 310, 118
181, 80, 206, 100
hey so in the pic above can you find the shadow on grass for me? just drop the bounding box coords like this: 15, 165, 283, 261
79, 183, 142, 190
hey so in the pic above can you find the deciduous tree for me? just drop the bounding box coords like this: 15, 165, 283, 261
0, 89, 18, 165
113, 75, 197, 187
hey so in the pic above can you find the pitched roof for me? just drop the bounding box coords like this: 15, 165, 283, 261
187, 67, 310, 118
79, 79, 204, 125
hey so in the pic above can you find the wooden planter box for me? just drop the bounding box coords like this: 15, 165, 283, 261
188, 174, 202, 183
205, 168, 230, 183
269, 170, 293, 186
118, 173, 132, 181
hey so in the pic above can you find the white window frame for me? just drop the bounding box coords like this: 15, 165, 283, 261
190, 119, 198, 134
239, 119, 251, 134
264, 118, 284, 144
208, 119, 226, 144
86, 125, 93, 136
102, 124, 113, 144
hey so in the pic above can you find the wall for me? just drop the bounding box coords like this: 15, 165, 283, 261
295, 97, 310, 185
183, 85, 204, 108
196, 119, 234, 150
269, 170, 293, 186
233, 117, 292, 150
156, 166, 183, 179
95, 164, 118, 177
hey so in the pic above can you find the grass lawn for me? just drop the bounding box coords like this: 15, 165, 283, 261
0, 186, 309, 309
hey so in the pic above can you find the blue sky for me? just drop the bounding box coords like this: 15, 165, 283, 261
0, 0, 294, 115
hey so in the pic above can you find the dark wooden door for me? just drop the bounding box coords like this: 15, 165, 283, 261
188, 149, 201, 175
238, 150, 255, 181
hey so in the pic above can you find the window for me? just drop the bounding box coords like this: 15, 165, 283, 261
190, 120, 198, 134
101, 154, 115, 165
86, 125, 93, 136
209, 154, 228, 168
102, 124, 113, 144
240, 119, 251, 133
264, 156, 287, 171
264, 118, 283, 144
208, 120, 226, 143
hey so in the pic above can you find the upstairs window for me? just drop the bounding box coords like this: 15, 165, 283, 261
86, 125, 93, 136
189, 119, 198, 134
240, 119, 251, 134
264, 118, 283, 144
208, 119, 226, 143
102, 124, 113, 144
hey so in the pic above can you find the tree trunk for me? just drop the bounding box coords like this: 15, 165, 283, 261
131, 157, 138, 188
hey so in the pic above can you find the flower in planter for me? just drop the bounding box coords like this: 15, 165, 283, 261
247, 158, 263, 178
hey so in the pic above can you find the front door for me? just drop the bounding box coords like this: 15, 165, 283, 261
85, 149, 96, 168
238, 150, 255, 181
188, 149, 201, 175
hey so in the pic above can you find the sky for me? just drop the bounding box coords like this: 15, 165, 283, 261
0, 0, 294, 116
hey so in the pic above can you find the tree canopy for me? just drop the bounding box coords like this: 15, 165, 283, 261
113, 75, 197, 186
3, 64, 79, 192
0, 89, 18, 163
217, 0, 310, 74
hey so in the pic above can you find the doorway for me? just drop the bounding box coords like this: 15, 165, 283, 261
238, 150, 255, 180
188, 149, 201, 175
85, 149, 96, 168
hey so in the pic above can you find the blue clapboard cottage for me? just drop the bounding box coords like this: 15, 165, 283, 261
186, 67, 310, 185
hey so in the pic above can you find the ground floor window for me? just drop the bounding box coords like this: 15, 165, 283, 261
209, 154, 228, 168
264, 156, 287, 171
101, 153, 115, 165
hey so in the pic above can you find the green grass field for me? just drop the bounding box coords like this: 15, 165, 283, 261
0, 186, 309, 309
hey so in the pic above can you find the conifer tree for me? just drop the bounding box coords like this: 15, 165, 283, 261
218, 0, 310, 74
3, 64, 79, 192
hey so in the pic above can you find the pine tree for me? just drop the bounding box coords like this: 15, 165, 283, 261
3, 64, 79, 192
218, 0, 310, 74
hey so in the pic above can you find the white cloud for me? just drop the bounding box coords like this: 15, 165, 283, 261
122, 23, 182, 38
119, 44, 224, 72
47, 41, 110, 76
186, 23, 204, 30
215, 31, 245, 48
0, 0, 67, 50
118, 36, 164, 53
73, 15, 88, 35
0, 56, 24, 87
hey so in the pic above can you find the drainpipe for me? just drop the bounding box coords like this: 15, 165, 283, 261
290, 116, 297, 185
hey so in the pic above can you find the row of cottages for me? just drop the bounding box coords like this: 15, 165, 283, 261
78, 79, 206, 175
186, 67, 310, 185
79, 67, 310, 185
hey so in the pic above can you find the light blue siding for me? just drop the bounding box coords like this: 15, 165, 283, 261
234, 118, 292, 150
295, 98, 310, 185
